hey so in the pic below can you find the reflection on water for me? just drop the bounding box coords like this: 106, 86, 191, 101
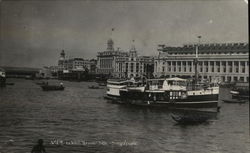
0, 79, 249, 153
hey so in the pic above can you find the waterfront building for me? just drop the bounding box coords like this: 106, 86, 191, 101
38, 66, 58, 79
114, 42, 154, 78
96, 38, 128, 75
38, 67, 53, 79
154, 43, 249, 83
0, 66, 39, 78
57, 50, 97, 80
83, 59, 97, 74
58, 50, 97, 73
58, 50, 66, 71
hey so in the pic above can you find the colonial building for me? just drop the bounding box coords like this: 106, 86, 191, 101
97, 39, 154, 78
96, 38, 128, 75
114, 43, 154, 78
57, 50, 97, 80
58, 50, 97, 73
83, 59, 97, 74
154, 43, 249, 83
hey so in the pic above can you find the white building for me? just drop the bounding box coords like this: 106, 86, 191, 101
96, 38, 128, 75
154, 43, 249, 83
114, 43, 154, 78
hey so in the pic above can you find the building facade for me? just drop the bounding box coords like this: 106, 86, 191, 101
57, 50, 97, 80
97, 39, 154, 78
114, 45, 154, 78
154, 43, 249, 83
58, 50, 97, 73
96, 39, 128, 75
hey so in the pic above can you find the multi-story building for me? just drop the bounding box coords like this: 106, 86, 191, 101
96, 38, 128, 75
154, 43, 249, 83
114, 44, 154, 78
57, 50, 97, 80
58, 50, 97, 73
82, 59, 97, 74
97, 39, 154, 78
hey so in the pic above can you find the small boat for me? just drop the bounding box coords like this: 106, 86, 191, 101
230, 82, 249, 99
35, 82, 46, 85
41, 85, 64, 91
98, 82, 107, 86
6, 83, 14, 85
88, 85, 103, 89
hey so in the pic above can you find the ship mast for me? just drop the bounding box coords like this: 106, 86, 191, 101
194, 36, 201, 88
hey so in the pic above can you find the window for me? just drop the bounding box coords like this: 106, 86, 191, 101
131, 63, 134, 72
136, 63, 139, 72
236, 68, 239, 73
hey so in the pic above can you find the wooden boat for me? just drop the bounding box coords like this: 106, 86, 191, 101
171, 108, 218, 124
41, 85, 64, 91
88, 85, 103, 89
230, 82, 249, 99
6, 83, 15, 85
35, 82, 46, 85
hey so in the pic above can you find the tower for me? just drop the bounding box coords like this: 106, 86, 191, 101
129, 40, 137, 58
107, 38, 114, 51
60, 50, 65, 60
58, 50, 66, 70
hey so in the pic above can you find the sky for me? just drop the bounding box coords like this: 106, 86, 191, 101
0, 0, 248, 68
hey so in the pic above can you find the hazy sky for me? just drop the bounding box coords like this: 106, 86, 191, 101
0, 0, 248, 68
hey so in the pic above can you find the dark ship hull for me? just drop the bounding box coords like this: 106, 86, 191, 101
119, 90, 219, 109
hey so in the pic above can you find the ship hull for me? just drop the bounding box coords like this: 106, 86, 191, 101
119, 90, 219, 108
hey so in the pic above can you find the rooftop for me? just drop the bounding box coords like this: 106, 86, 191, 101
158, 42, 249, 54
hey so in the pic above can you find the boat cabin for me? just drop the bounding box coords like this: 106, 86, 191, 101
146, 77, 187, 91
107, 79, 136, 86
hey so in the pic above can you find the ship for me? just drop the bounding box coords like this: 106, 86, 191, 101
105, 78, 138, 101
229, 82, 249, 101
119, 77, 219, 109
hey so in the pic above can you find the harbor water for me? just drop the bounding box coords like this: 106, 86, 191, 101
0, 79, 249, 153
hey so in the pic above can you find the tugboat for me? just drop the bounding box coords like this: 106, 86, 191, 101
118, 40, 220, 109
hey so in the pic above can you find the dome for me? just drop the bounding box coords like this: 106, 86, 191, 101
107, 38, 114, 44
107, 38, 114, 51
